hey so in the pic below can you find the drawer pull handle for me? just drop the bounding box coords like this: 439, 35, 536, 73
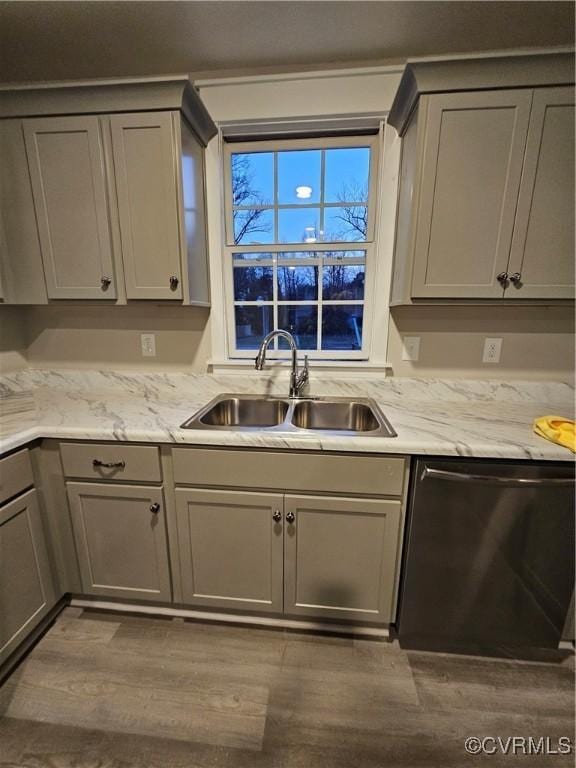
92, 459, 126, 469
286, 511, 295, 524
169, 275, 179, 290
150, 502, 161, 514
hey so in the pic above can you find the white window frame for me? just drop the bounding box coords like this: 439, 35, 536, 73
222, 134, 380, 360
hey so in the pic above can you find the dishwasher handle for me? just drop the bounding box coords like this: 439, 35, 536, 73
421, 466, 574, 487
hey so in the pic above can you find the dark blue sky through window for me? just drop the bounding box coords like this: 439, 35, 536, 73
231, 145, 371, 244
278, 150, 321, 204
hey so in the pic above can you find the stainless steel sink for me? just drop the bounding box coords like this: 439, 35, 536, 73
181, 394, 396, 437
291, 400, 381, 432
196, 396, 289, 427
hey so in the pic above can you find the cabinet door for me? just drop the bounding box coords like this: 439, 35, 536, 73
507, 87, 575, 299
284, 495, 402, 624
66, 483, 171, 602
0, 490, 56, 665
412, 90, 532, 299
175, 488, 284, 613
110, 113, 183, 299
23, 116, 116, 300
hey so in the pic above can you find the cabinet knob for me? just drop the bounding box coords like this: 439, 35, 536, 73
272, 510, 282, 523
509, 272, 522, 285
101, 276, 112, 290
496, 272, 509, 285
286, 511, 295, 524
169, 275, 179, 290
150, 502, 160, 514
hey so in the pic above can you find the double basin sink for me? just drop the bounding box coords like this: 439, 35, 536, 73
181, 394, 396, 438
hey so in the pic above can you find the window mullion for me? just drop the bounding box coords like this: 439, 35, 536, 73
273, 151, 279, 243
272, 253, 279, 350
317, 251, 323, 352
319, 148, 326, 241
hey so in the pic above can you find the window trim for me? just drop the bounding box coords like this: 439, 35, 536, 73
222, 134, 380, 360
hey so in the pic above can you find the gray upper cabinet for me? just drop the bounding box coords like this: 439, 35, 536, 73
389, 52, 575, 304
0, 489, 57, 665
507, 87, 575, 300
110, 112, 183, 300
24, 116, 116, 300
283, 495, 402, 624
67, 482, 172, 602
175, 488, 284, 613
411, 90, 532, 299
0, 76, 217, 305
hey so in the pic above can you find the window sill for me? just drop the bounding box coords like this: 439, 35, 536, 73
208, 359, 392, 377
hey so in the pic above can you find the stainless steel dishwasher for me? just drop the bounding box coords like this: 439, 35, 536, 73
397, 458, 575, 655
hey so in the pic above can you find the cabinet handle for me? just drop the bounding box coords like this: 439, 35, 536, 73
421, 466, 574, 487
150, 502, 161, 514
169, 276, 179, 290
509, 272, 522, 285
285, 511, 295, 524
496, 272, 509, 285
101, 276, 112, 290
272, 510, 282, 522
92, 459, 125, 469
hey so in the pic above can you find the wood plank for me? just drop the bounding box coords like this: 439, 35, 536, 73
0, 612, 573, 768
408, 651, 575, 717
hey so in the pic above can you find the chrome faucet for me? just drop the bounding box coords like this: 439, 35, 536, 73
255, 330, 309, 398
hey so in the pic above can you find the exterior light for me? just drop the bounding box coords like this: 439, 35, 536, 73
304, 226, 317, 243
295, 185, 313, 199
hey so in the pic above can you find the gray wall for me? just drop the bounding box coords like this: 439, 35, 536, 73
1, 303, 574, 382
0, 307, 28, 372
1, 305, 211, 373
387, 305, 574, 381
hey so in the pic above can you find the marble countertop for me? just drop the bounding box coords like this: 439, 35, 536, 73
0, 369, 574, 461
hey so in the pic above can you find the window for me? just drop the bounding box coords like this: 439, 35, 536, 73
223, 135, 379, 359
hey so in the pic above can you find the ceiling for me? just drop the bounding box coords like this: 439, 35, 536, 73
0, 1, 573, 84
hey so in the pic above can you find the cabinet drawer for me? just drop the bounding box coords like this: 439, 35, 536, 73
0, 449, 34, 505
60, 443, 161, 482
172, 448, 406, 497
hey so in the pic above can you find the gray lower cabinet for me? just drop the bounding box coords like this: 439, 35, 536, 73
284, 495, 402, 624
175, 487, 403, 624
175, 488, 284, 613
0, 489, 57, 665
66, 482, 172, 602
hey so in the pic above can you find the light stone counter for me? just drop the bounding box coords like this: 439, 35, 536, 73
0, 369, 574, 460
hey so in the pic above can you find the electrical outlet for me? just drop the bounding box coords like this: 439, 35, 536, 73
482, 337, 502, 364
141, 333, 156, 357
402, 336, 421, 362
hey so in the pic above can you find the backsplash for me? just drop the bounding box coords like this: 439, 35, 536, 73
1, 302, 574, 382
0, 306, 27, 372
388, 304, 574, 382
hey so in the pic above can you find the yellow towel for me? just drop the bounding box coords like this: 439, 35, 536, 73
533, 416, 576, 453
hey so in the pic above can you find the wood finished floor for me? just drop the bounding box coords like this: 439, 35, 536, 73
0, 608, 573, 768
